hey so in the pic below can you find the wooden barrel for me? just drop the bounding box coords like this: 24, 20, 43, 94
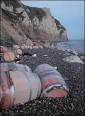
0, 63, 31, 72
34, 64, 69, 98
0, 65, 41, 110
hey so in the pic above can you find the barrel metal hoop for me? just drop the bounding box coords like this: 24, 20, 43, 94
41, 83, 69, 97
0, 72, 11, 109
0, 86, 2, 104
6, 71, 15, 107
36, 74, 41, 98
38, 70, 57, 78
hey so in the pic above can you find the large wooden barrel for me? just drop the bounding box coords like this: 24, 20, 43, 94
0, 64, 41, 110
34, 64, 69, 98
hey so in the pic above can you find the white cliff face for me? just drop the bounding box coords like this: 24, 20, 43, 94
1, 0, 68, 47
16, 7, 31, 26
39, 15, 57, 34
42, 8, 51, 16
32, 17, 40, 27
1, 2, 6, 10
1, 2, 13, 12
16, 7, 24, 13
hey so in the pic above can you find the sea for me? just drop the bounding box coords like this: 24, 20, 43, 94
52, 40, 84, 54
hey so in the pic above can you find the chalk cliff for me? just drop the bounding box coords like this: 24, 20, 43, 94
0, 0, 68, 48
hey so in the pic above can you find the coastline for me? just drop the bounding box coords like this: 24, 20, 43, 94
51, 39, 84, 54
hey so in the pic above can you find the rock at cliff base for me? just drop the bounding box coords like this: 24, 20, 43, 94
63, 55, 84, 64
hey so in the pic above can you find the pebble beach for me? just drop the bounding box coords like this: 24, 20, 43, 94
0, 48, 84, 116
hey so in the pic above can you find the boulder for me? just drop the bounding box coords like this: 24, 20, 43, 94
63, 55, 84, 64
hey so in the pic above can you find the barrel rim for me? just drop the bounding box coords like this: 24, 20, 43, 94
41, 83, 69, 97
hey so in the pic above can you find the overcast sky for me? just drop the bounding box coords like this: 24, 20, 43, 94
21, 0, 84, 40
